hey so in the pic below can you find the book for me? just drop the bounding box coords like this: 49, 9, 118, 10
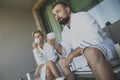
70, 55, 88, 71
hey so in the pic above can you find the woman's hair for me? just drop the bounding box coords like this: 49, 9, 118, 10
52, 1, 69, 9
32, 30, 44, 38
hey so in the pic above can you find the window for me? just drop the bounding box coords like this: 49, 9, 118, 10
68, 0, 103, 12
39, 0, 103, 42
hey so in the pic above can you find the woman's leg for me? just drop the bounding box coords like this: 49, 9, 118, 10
46, 67, 54, 80
58, 58, 75, 80
46, 61, 61, 78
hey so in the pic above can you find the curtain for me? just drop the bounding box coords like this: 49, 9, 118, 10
40, 1, 62, 42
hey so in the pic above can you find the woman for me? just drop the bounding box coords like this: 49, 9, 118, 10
32, 30, 64, 80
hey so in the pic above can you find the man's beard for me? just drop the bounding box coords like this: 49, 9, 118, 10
59, 16, 69, 25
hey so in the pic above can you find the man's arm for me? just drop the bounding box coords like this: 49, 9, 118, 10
48, 39, 62, 55
66, 47, 87, 66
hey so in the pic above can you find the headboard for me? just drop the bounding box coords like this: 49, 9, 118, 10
103, 20, 120, 44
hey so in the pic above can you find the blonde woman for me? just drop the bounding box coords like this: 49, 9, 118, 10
32, 30, 64, 80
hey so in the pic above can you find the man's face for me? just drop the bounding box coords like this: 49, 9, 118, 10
52, 4, 70, 25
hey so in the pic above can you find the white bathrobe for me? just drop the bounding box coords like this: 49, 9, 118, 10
33, 42, 58, 80
60, 12, 118, 71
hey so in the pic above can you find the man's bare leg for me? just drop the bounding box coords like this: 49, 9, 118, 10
84, 47, 116, 80
58, 58, 75, 80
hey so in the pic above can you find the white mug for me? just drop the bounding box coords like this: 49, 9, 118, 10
47, 32, 55, 40
34, 38, 40, 44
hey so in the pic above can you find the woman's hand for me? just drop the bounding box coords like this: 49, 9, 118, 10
34, 68, 40, 78
32, 42, 38, 48
34, 64, 44, 78
39, 64, 44, 68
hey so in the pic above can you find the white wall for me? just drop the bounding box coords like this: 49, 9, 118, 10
0, 6, 37, 80
88, 0, 120, 28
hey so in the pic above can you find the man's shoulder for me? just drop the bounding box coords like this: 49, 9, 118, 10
72, 11, 91, 21
62, 25, 68, 33
72, 11, 88, 16
71, 11, 92, 22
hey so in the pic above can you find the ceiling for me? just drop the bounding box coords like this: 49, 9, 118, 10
0, 0, 37, 9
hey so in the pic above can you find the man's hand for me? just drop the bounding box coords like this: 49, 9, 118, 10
65, 54, 74, 67
47, 38, 56, 46
65, 47, 82, 67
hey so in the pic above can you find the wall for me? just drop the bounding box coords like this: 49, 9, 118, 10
0, 6, 37, 80
88, 0, 120, 28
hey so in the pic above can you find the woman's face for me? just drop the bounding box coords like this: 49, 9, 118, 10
34, 32, 44, 42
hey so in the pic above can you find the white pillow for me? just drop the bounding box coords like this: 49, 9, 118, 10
114, 43, 120, 59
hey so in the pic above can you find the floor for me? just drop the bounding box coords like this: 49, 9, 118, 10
75, 74, 120, 80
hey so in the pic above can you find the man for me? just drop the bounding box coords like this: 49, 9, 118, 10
49, 1, 118, 80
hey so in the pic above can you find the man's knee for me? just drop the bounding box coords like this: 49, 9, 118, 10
84, 47, 105, 66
